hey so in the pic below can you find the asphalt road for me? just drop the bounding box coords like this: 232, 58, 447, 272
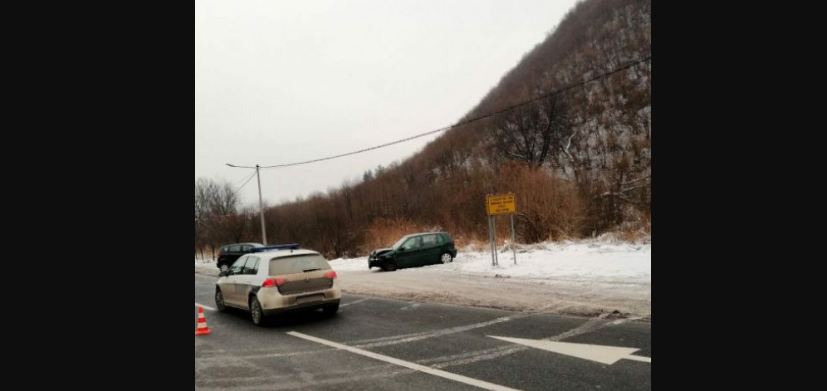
195, 273, 651, 390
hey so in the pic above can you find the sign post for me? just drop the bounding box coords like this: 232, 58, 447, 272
487, 214, 493, 266
487, 213, 497, 266
492, 216, 498, 266
486, 193, 517, 266
510, 213, 516, 265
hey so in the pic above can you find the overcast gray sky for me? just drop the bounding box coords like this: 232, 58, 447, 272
196, 0, 579, 208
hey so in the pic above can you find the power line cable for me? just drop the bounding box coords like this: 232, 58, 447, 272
255, 55, 650, 169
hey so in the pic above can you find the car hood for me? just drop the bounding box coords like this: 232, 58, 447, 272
372, 248, 394, 257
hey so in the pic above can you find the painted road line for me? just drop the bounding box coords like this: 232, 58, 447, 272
287, 331, 521, 391
352, 315, 520, 348
488, 336, 651, 365
196, 303, 216, 311
340, 298, 370, 308
624, 354, 651, 363
422, 315, 641, 368
400, 303, 421, 311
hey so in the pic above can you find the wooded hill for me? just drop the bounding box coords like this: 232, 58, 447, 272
196, 0, 651, 259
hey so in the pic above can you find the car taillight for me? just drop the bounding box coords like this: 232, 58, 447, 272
324, 271, 337, 279
262, 277, 286, 287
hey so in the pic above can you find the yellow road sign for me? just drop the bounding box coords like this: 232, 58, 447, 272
486, 193, 516, 215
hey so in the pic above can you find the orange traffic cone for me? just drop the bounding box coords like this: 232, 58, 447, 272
195, 306, 211, 336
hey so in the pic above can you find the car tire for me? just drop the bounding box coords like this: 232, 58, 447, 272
323, 303, 339, 317
440, 252, 454, 264
382, 262, 397, 272
250, 296, 266, 326
215, 288, 227, 312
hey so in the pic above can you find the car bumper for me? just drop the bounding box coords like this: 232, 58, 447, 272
368, 258, 389, 269
258, 285, 342, 314
262, 298, 340, 316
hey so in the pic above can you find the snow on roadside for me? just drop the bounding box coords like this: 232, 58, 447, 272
328, 238, 650, 283
193, 238, 650, 316
194, 237, 650, 284
195, 260, 219, 276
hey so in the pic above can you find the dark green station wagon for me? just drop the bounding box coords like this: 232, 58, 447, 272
368, 232, 458, 271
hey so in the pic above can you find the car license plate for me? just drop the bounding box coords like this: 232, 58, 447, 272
296, 294, 324, 304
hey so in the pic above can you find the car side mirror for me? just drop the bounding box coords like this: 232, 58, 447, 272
399, 246, 406, 252
219, 270, 229, 277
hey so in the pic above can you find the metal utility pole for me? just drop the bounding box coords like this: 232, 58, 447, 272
255, 165, 267, 245
227, 163, 268, 245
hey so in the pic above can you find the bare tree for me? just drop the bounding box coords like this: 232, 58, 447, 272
487, 95, 571, 169
195, 178, 241, 257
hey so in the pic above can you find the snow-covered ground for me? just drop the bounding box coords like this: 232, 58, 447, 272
328, 239, 650, 284
194, 238, 651, 318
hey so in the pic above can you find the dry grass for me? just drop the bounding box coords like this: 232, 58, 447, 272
361, 217, 425, 253
499, 163, 586, 242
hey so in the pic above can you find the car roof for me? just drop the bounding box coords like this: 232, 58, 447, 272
404, 232, 448, 238
253, 249, 321, 259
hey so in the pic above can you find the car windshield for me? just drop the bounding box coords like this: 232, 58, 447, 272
392, 236, 410, 249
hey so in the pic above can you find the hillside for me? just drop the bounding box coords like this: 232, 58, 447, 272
197, 0, 651, 258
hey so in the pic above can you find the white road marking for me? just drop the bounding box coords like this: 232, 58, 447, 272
195, 303, 216, 311
352, 315, 520, 348
287, 331, 521, 391
196, 348, 334, 361
340, 298, 370, 308
547, 313, 618, 342
350, 301, 564, 347
400, 303, 421, 311
625, 354, 651, 363
425, 345, 527, 369
488, 336, 651, 365
421, 315, 642, 368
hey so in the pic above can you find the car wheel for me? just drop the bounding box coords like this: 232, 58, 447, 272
215, 288, 227, 312
323, 303, 339, 317
250, 297, 265, 326
383, 262, 397, 272
441, 252, 454, 264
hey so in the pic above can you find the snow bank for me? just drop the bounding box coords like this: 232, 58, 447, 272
329, 238, 650, 283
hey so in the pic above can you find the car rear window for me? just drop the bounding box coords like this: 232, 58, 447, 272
269, 254, 331, 275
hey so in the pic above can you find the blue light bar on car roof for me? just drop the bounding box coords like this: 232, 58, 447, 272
250, 243, 300, 253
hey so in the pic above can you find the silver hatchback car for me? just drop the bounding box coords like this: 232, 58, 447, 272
214, 249, 341, 325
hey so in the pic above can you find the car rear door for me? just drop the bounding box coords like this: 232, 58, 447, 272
441, 233, 456, 255
420, 234, 441, 264
217, 246, 229, 268
229, 245, 244, 264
